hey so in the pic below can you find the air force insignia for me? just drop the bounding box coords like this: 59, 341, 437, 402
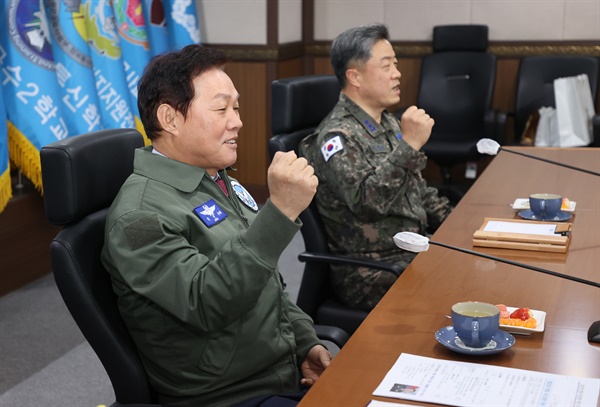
194, 200, 228, 227
321, 135, 344, 162
230, 180, 259, 211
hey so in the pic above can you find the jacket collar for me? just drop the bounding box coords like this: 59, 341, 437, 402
133, 146, 208, 193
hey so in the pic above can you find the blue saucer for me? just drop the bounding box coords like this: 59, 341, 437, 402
435, 326, 515, 355
518, 209, 572, 222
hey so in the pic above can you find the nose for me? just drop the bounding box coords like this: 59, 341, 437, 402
393, 65, 401, 79
228, 109, 243, 130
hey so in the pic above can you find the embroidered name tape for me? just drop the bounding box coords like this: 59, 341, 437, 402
230, 180, 259, 211
321, 135, 343, 162
194, 199, 228, 227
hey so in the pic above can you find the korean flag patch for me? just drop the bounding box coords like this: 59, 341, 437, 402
194, 199, 228, 227
230, 180, 259, 211
321, 135, 344, 162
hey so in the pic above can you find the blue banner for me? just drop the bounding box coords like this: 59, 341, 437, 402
45, 0, 103, 136
163, 0, 201, 50
0, 82, 11, 213
0, 0, 69, 190
0, 0, 201, 212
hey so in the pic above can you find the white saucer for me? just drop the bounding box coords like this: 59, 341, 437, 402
518, 209, 572, 222
435, 326, 515, 355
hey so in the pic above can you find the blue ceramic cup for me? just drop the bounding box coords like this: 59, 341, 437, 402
451, 302, 500, 348
529, 193, 562, 220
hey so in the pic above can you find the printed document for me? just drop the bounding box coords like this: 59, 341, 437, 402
373, 353, 599, 407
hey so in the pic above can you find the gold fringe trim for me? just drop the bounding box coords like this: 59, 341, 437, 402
0, 165, 13, 213
134, 116, 151, 146
7, 121, 43, 193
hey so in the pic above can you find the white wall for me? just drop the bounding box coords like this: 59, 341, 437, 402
314, 0, 600, 41
196, 0, 600, 44
279, 0, 303, 43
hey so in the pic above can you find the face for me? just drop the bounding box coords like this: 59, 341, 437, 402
173, 68, 242, 175
355, 39, 401, 111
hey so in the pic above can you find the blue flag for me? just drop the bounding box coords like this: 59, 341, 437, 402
0, 0, 201, 212
45, 0, 103, 136
162, 0, 201, 49
0, 0, 69, 190
0, 85, 11, 213
81, 0, 135, 130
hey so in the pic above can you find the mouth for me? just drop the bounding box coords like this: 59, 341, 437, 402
224, 139, 237, 145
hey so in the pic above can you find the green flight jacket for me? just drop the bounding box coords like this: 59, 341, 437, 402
101, 147, 320, 406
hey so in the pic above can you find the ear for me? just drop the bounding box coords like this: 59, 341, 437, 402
156, 103, 179, 134
345, 67, 361, 88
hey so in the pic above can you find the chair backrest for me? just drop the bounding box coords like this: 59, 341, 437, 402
269, 75, 341, 318
514, 55, 599, 142
40, 129, 154, 405
418, 25, 496, 141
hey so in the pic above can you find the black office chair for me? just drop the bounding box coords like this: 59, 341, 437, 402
270, 75, 403, 335
513, 55, 600, 146
41, 129, 158, 407
397, 25, 505, 202
41, 128, 349, 407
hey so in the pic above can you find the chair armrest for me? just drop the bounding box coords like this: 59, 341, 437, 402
592, 114, 600, 147
314, 325, 350, 348
298, 252, 403, 277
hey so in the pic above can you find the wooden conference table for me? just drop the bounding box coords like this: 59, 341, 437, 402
299, 147, 600, 406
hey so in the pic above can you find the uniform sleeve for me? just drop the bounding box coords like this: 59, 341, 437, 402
417, 175, 453, 231
283, 297, 322, 360
309, 131, 428, 222
103, 199, 300, 332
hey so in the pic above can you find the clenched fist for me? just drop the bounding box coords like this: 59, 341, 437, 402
400, 105, 435, 151
268, 151, 318, 221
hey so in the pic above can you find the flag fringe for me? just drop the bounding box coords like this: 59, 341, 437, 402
7, 121, 43, 193
0, 166, 13, 213
135, 117, 151, 146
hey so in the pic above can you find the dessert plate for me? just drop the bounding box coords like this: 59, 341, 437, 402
500, 307, 546, 335
435, 326, 515, 355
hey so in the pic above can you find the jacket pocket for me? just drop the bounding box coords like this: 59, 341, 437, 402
196, 319, 241, 375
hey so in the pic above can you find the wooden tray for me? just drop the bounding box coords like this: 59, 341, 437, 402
473, 217, 572, 253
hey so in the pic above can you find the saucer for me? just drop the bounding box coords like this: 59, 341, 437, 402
517, 209, 572, 222
434, 326, 515, 355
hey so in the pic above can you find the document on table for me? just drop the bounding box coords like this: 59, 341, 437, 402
373, 354, 600, 407
483, 220, 556, 235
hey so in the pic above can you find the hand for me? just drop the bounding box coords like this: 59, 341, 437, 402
300, 345, 333, 387
268, 151, 318, 221
400, 105, 435, 151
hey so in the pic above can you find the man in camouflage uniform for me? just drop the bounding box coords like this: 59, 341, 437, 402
299, 23, 452, 311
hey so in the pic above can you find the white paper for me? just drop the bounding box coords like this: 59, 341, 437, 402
373, 354, 600, 407
483, 220, 556, 236
368, 401, 425, 407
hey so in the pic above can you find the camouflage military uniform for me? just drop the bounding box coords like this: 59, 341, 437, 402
299, 93, 452, 310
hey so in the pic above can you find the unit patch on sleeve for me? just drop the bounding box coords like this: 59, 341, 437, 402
321, 135, 344, 162
230, 180, 259, 211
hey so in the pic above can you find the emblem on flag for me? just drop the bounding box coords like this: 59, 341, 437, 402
320, 135, 344, 162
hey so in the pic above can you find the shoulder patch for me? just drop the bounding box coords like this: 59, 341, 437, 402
230, 180, 259, 211
320, 135, 344, 162
124, 214, 163, 251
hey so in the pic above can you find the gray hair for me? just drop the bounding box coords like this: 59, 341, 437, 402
330, 23, 390, 88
